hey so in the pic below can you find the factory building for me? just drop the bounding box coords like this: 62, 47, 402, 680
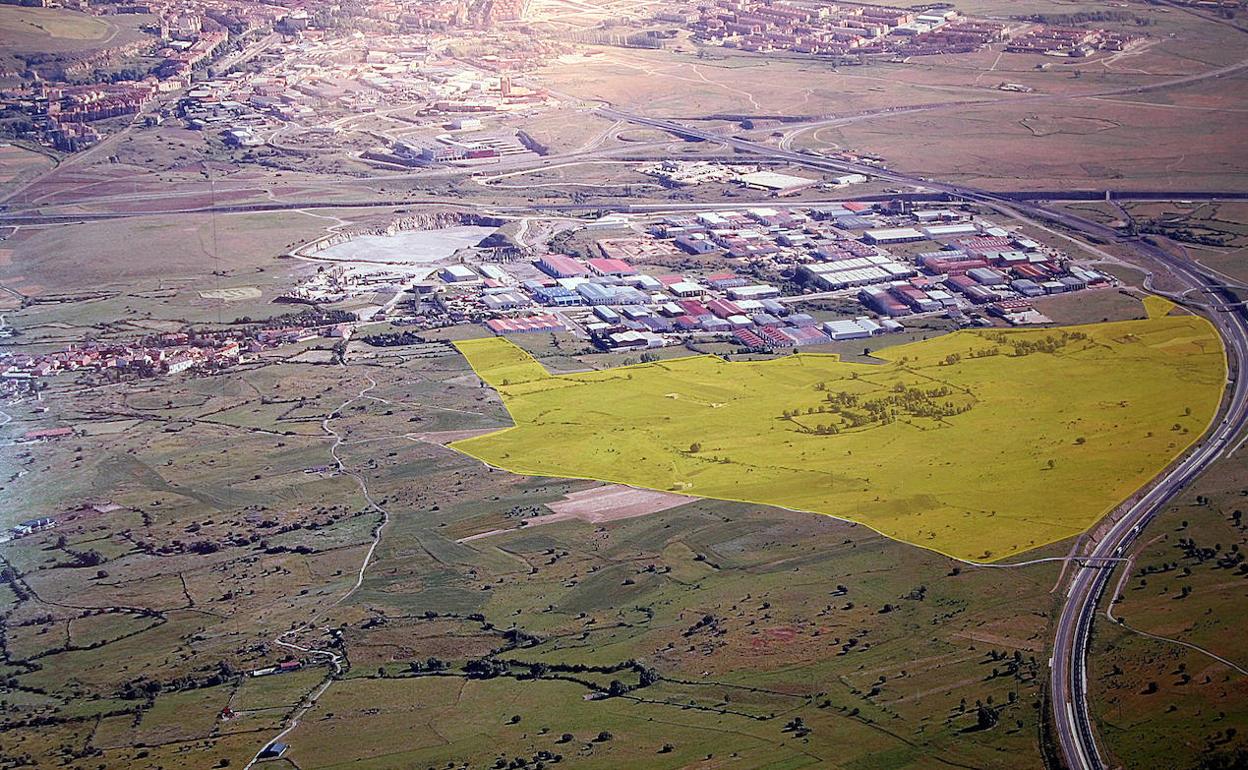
586, 258, 637, 277
486, 314, 566, 335
863, 227, 925, 245
440, 264, 477, 283
536, 254, 588, 279
823, 317, 885, 340
801, 257, 915, 290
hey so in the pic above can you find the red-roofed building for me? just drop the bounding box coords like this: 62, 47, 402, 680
536, 254, 587, 279
677, 299, 709, 317
586, 258, 637, 277
486, 314, 566, 334
707, 298, 744, 319
734, 328, 767, 349
22, 427, 74, 442
1013, 263, 1050, 281
781, 326, 831, 346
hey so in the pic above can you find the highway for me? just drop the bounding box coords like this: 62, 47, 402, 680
1047, 240, 1248, 770
596, 106, 1248, 770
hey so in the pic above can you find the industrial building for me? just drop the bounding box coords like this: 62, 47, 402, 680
863, 227, 926, 245
440, 264, 477, 282
536, 254, 588, 279
801, 257, 916, 290
824, 317, 886, 340
486, 314, 566, 334
736, 170, 819, 195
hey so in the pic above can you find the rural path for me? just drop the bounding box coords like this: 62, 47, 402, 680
1104, 548, 1248, 677
323, 375, 391, 605
243, 373, 394, 765
241, 629, 344, 770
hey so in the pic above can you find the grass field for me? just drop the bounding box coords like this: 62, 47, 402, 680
0, 6, 116, 47
0, 5, 151, 78
0, 308, 1214, 769
451, 307, 1224, 562
1088, 439, 1248, 768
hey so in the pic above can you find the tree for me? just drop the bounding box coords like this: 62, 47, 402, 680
689, 442, 702, 453
596, 731, 613, 742
976, 704, 998, 730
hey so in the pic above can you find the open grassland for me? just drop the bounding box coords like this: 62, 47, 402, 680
0, 6, 150, 77
810, 93, 1248, 192
1, 209, 325, 295
535, 47, 1012, 118
0, 143, 53, 188
451, 309, 1224, 562
0, 6, 117, 48
1, 323, 1226, 770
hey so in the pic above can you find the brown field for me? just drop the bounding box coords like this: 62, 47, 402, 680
0, 209, 326, 297
1089, 449, 1248, 770
0, 143, 53, 188
544, 483, 693, 522
807, 95, 1248, 191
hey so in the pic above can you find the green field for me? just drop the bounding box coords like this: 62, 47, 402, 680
451, 307, 1225, 563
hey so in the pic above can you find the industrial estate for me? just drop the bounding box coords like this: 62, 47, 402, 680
1, 0, 1247, 769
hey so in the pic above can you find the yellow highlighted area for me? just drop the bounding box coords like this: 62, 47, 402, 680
1143, 294, 1178, 320
450, 313, 1225, 562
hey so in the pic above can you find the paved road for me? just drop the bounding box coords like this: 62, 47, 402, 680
5, 189, 1248, 227
1047, 241, 1248, 770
